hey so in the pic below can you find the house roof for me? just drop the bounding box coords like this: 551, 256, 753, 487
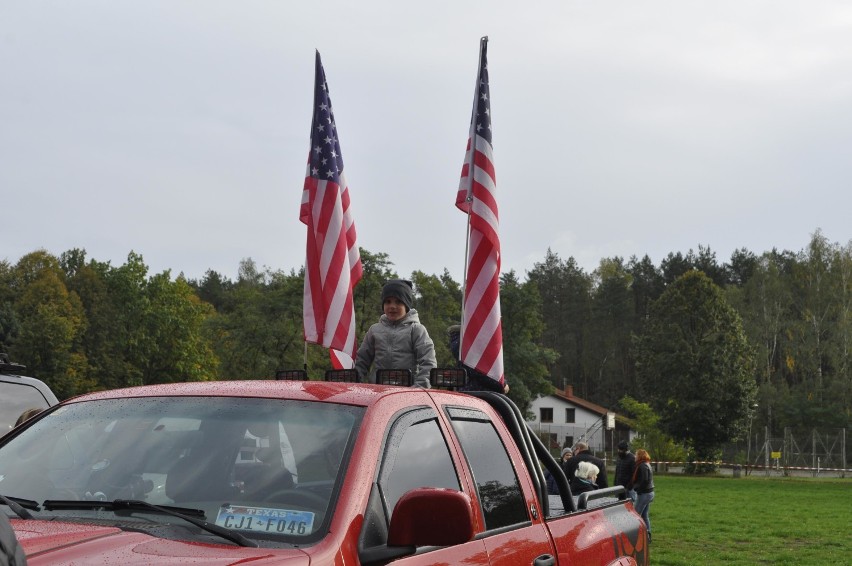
551, 385, 610, 417
537, 385, 637, 432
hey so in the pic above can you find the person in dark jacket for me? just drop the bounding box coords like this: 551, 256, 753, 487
447, 324, 508, 393
631, 449, 655, 542
544, 447, 573, 495
544, 469, 559, 495
569, 461, 599, 494
563, 441, 608, 488
614, 440, 636, 501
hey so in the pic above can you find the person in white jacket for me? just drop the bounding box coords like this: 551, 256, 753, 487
355, 280, 436, 388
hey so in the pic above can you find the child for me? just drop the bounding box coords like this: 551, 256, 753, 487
355, 279, 436, 388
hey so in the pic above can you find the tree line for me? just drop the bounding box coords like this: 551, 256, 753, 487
1, 230, 849, 460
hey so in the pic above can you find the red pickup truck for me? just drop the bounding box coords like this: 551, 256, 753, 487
0, 380, 647, 565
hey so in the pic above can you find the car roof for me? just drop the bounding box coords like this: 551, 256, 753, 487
0, 372, 60, 405
0, 368, 60, 432
62, 379, 425, 408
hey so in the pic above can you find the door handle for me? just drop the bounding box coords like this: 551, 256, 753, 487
533, 554, 555, 566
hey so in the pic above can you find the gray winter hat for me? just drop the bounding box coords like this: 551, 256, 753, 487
381, 279, 414, 311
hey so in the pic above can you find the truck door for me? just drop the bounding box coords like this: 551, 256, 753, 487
446, 407, 557, 566
359, 407, 489, 565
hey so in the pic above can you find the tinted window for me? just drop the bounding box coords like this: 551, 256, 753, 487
450, 415, 527, 530
381, 416, 460, 515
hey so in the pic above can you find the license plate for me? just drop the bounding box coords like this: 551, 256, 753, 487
215, 504, 315, 536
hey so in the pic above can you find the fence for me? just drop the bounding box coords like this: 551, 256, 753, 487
710, 426, 848, 477
530, 422, 848, 478
528, 422, 611, 455
748, 426, 847, 477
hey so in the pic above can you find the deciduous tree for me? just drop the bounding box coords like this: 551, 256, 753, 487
11, 251, 90, 398
635, 270, 756, 469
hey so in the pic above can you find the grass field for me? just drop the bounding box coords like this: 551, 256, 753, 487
649, 474, 851, 565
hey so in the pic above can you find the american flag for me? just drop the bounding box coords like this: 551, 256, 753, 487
456, 37, 504, 386
300, 51, 362, 365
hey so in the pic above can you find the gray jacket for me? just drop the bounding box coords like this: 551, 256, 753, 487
0, 510, 26, 566
355, 309, 436, 388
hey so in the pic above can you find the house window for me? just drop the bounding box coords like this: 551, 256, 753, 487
540, 408, 553, 423
565, 408, 575, 423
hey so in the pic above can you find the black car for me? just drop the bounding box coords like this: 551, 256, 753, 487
0, 354, 58, 434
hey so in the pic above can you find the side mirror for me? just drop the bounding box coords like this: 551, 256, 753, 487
387, 488, 475, 547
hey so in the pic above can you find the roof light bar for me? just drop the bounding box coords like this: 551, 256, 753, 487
275, 369, 307, 381
324, 369, 359, 383
376, 369, 412, 387
430, 368, 468, 391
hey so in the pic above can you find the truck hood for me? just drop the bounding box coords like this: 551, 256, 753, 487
12, 519, 310, 565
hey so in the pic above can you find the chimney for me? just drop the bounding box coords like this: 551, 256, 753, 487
564, 385, 573, 397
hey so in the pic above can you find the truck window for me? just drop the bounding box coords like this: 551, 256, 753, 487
448, 409, 527, 530
380, 412, 461, 516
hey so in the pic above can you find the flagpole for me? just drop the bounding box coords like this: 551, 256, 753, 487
459, 36, 488, 349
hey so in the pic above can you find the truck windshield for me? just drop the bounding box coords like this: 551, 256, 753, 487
0, 396, 363, 544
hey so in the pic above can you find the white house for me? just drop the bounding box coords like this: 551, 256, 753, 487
527, 385, 636, 459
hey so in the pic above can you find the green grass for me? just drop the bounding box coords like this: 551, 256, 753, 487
650, 474, 852, 565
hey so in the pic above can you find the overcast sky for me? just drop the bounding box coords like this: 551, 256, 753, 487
3, 1, 851, 284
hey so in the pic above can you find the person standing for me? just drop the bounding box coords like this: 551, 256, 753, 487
632, 449, 655, 542
614, 440, 636, 501
355, 280, 436, 388
563, 441, 608, 488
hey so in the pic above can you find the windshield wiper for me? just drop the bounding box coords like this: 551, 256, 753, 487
42, 499, 258, 548
0, 494, 37, 519
43, 499, 206, 518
